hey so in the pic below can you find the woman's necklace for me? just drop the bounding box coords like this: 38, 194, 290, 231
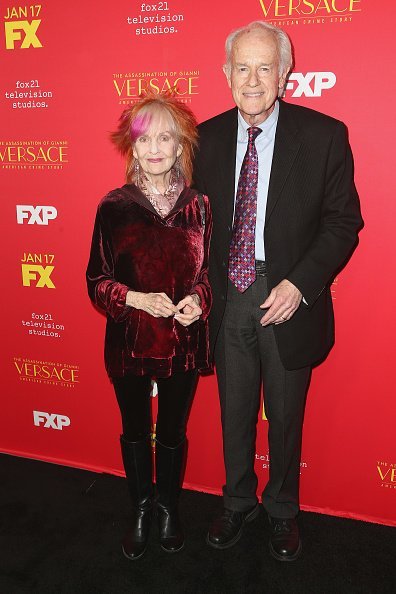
138, 168, 183, 217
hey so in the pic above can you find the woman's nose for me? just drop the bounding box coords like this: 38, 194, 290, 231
149, 139, 159, 153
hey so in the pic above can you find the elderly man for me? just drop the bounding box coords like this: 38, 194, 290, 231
193, 21, 362, 561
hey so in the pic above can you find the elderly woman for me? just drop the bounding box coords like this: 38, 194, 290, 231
86, 92, 212, 560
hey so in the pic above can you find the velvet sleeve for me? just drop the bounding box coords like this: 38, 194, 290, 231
86, 206, 131, 322
191, 194, 212, 321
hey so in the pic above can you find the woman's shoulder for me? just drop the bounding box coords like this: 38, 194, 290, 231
193, 191, 211, 213
97, 184, 138, 213
183, 186, 209, 203
176, 186, 211, 214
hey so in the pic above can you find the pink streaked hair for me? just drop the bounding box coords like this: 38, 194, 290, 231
110, 89, 198, 184
129, 112, 152, 143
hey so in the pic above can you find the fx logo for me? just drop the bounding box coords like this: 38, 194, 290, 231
285, 72, 337, 97
22, 265, 55, 288
4, 20, 42, 50
33, 410, 71, 430
16, 205, 57, 225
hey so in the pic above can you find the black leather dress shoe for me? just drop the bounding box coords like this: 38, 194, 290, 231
207, 504, 260, 549
268, 516, 302, 561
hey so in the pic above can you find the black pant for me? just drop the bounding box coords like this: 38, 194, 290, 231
112, 370, 198, 447
215, 276, 311, 518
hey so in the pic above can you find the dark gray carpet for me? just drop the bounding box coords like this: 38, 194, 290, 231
1, 454, 395, 593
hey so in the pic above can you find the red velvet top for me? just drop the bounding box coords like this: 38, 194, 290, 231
86, 184, 212, 378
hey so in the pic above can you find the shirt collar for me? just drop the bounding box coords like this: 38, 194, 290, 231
237, 100, 279, 141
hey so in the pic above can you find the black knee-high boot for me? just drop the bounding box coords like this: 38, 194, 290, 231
120, 435, 153, 560
155, 438, 186, 553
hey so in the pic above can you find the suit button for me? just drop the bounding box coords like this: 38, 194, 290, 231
222, 261, 226, 267
221, 294, 225, 301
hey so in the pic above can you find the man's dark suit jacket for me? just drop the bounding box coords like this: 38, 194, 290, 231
193, 99, 363, 370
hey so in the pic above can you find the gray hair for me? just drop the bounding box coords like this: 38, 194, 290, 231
224, 21, 293, 77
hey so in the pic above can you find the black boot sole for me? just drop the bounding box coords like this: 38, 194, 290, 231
122, 544, 148, 561
160, 540, 185, 553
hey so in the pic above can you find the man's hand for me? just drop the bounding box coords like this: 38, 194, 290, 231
260, 280, 302, 326
174, 294, 202, 327
126, 291, 178, 318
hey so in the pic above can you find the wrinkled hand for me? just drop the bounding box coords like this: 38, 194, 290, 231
174, 294, 202, 327
127, 291, 178, 318
260, 279, 302, 326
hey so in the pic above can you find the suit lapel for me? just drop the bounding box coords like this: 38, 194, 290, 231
218, 108, 238, 225
265, 101, 301, 224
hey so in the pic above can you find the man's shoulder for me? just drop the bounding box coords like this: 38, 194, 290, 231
197, 102, 344, 132
280, 100, 344, 132
198, 107, 238, 133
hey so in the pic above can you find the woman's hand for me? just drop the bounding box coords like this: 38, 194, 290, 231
174, 294, 202, 327
126, 291, 178, 318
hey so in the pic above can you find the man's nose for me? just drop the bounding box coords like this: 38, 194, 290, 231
247, 72, 259, 86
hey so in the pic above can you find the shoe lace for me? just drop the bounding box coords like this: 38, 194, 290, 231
221, 508, 236, 520
273, 519, 291, 533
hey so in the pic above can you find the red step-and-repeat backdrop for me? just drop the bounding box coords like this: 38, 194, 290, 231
1, 1, 395, 526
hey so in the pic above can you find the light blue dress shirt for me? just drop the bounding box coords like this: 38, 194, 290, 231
234, 100, 279, 261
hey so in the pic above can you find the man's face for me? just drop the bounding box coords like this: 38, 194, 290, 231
224, 30, 289, 125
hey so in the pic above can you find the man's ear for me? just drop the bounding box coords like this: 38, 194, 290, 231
279, 67, 291, 92
223, 64, 232, 88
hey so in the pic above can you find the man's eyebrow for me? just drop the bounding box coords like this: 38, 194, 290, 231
234, 62, 272, 67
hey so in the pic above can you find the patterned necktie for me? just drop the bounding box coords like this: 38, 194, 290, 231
228, 126, 262, 292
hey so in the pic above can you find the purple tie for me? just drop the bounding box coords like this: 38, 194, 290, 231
228, 126, 262, 292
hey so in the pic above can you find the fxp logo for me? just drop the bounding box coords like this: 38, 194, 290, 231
285, 72, 336, 97
16, 205, 57, 225
33, 410, 70, 430
4, 5, 43, 50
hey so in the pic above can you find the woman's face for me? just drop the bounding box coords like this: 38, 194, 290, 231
132, 110, 182, 184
